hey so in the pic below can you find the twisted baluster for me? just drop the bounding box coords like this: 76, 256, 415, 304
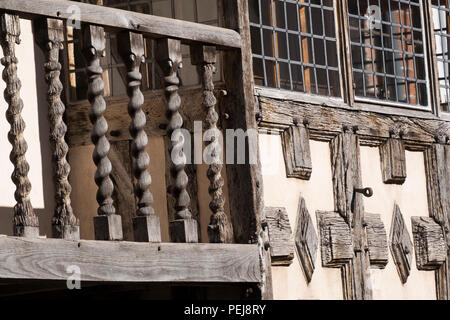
191, 45, 233, 243
36, 18, 79, 239
156, 38, 198, 243
83, 25, 122, 240
0, 14, 39, 238
118, 31, 160, 242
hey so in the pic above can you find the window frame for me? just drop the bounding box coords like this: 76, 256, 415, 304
250, 0, 450, 120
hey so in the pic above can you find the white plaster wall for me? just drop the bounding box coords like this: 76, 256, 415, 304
259, 133, 343, 300
360, 146, 436, 300
0, 19, 54, 237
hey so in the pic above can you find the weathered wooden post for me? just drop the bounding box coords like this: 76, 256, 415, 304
156, 38, 198, 243
0, 13, 39, 238
191, 44, 233, 243
35, 18, 80, 240
83, 25, 122, 240
117, 31, 161, 242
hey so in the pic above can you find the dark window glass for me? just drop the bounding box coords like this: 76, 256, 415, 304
248, 0, 341, 97
348, 0, 428, 107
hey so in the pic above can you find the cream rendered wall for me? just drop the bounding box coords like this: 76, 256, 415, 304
259, 133, 343, 300
0, 19, 54, 237
360, 146, 436, 300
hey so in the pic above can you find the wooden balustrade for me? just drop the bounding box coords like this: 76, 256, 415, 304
0, 0, 241, 244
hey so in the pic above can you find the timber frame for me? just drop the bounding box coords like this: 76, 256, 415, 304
0, 0, 269, 299
0, 0, 448, 300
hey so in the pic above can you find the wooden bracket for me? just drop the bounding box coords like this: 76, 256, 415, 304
389, 204, 413, 284
295, 197, 318, 282
281, 123, 312, 180
380, 134, 407, 184
364, 213, 388, 268
264, 207, 294, 266
412, 216, 447, 270
317, 211, 354, 267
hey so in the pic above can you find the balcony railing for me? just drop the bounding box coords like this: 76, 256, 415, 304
0, 0, 261, 288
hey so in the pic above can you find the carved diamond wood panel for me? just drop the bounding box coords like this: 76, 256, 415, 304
294, 196, 318, 283
317, 211, 354, 267
264, 207, 294, 266
389, 204, 413, 284
411, 216, 447, 270
364, 213, 388, 268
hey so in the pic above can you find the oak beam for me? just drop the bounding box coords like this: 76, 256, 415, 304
0, 0, 241, 49
0, 237, 261, 284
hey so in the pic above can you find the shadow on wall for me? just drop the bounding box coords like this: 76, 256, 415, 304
0, 19, 55, 237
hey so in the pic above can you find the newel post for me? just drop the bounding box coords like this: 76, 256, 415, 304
83, 24, 122, 240
0, 13, 39, 238
156, 38, 198, 243
35, 18, 80, 240
117, 31, 161, 242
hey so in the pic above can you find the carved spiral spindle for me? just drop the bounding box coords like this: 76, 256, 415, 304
192, 45, 233, 243
0, 14, 39, 237
122, 38, 153, 216
158, 40, 191, 220
37, 19, 79, 239
83, 26, 115, 217
157, 38, 197, 243
118, 32, 160, 242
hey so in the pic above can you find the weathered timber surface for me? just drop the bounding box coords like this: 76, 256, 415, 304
264, 207, 294, 266
66, 86, 223, 147
0, 0, 241, 49
411, 216, 447, 270
380, 138, 407, 184
0, 237, 260, 283
281, 125, 312, 180
35, 18, 80, 240
294, 197, 318, 282
258, 97, 450, 146
364, 213, 388, 268
222, 0, 271, 299
424, 142, 450, 299
389, 204, 414, 284
317, 211, 354, 267
0, 13, 39, 238
330, 131, 360, 226
191, 45, 233, 244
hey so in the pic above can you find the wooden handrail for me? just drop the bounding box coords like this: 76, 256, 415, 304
0, 0, 241, 49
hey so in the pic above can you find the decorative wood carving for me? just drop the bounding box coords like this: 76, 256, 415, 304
380, 132, 407, 184
156, 38, 197, 243
295, 196, 318, 282
317, 211, 354, 267
191, 45, 233, 243
264, 207, 294, 266
411, 216, 447, 270
117, 31, 161, 243
281, 123, 312, 180
258, 95, 450, 146
83, 24, 122, 240
389, 204, 413, 284
364, 213, 388, 268
35, 18, 80, 240
0, 13, 39, 238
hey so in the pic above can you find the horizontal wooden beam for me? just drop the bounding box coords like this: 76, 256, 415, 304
0, 0, 241, 49
258, 96, 450, 148
0, 236, 261, 283
66, 86, 225, 146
